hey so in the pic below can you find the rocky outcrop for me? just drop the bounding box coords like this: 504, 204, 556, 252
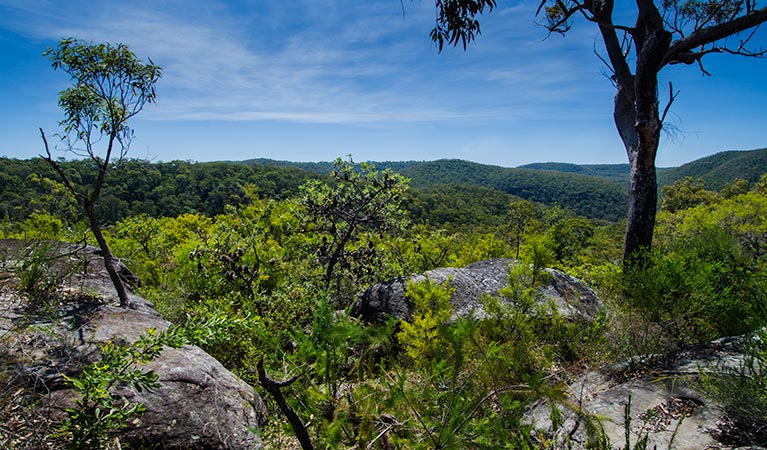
524, 335, 756, 449
0, 240, 266, 449
352, 258, 602, 324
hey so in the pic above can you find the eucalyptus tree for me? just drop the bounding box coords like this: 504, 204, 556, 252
427, 0, 767, 261
39, 38, 161, 306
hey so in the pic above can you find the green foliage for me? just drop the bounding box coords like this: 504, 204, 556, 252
11, 241, 67, 306
603, 180, 767, 348
0, 157, 319, 227
301, 156, 409, 299
382, 266, 607, 448
299, 299, 392, 408
547, 216, 595, 265
406, 183, 513, 229
382, 344, 537, 449
519, 234, 555, 285
429, 0, 497, 51
41, 37, 161, 199
20, 213, 65, 241
397, 279, 455, 365
621, 237, 765, 345
400, 159, 628, 221
40, 38, 164, 306
1, 150, 761, 229
451, 232, 512, 267
386, 225, 460, 273
722, 177, 751, 198
258, 298, 394, 449
660, 176, 718, 213
56, 326, 186, 449
508, 197, 539, 259
754, 173, 767, 195
489, 263, 609, 379
519, 161, 631, 185
658, 148, 767, 191
4, 143, 764, 447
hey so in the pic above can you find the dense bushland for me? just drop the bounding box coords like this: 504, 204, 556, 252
1, 158, 766, 448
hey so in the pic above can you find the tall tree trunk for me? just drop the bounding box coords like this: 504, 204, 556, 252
619, 1, 670, 262
623, 140, 658, 261
85, 200, 130, 307
613, 84, 658, 263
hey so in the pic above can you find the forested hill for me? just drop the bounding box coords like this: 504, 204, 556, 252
249, 157, 628, 221
657, 148, 767, 190
240, 158, 424, 174
517, 162, 631, 185
0, 158, 320, 224
518, 148, 767, 190
3, 148, 764, 226
397, 160, 627, 221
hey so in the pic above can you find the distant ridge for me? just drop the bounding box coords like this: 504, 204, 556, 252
516, 162, 631, 185
518, 148, 767, 190
240, 148, 766, 221
240, 158, 425, 174
398, 159, 628, 221
658, 148, 767, 190
1, 148, 763, 227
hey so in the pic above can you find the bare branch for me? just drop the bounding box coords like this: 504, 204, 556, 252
663, 6, 767, 66
721, 43, 767, 57
543, 2, 589, 34
593, 44, 618, 88
257, 359, 315, 450
592, 0, 635, 94
39, 128, 84, 202
660, 81, 679, 124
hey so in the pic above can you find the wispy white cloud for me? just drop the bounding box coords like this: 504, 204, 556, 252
0, 0, 609, 125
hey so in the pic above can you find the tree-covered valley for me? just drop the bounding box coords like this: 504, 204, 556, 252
3, 147, 766, 228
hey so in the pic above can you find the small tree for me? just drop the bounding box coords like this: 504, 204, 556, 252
508, 197, 537, 259
39, 38, 161, 306
301, 156, 409, 297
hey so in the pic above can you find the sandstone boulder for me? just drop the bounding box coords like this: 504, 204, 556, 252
0, 240, 266, 449
352, 258, 602, 324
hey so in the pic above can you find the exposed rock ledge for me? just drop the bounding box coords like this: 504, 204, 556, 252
0, 240, 267, 449
524, 334, 762, 450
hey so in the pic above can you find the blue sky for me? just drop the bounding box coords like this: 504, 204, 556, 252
0, 0, 765, 168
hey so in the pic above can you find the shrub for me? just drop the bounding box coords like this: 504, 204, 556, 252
56, 326, 186, 449
396, 278, 455, 366
622, 226, 767, 346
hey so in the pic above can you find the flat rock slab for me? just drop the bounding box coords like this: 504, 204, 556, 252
524, 337, 753, 449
